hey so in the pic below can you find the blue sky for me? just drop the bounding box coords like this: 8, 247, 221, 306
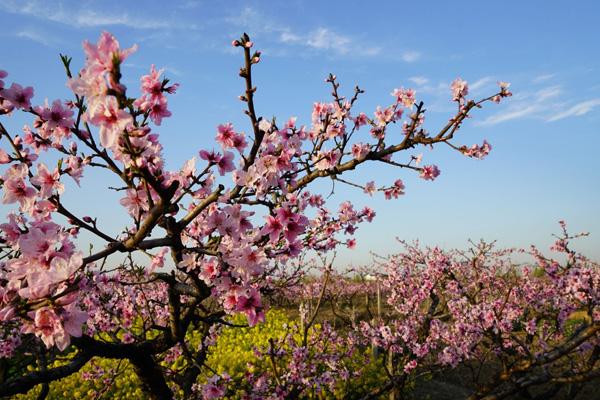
1, 0, 599, 265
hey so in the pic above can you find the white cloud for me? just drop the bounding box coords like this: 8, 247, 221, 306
15, 28, 60, 47
475, 85, 600, 125
480, 104, 540, 125
532, 73, 555, 83
400, 50, 421, 63
0, 0, 170, 29
546, 98, 600, 122
227, 7, 383, 58
536, 85, 562, 101
469, 76, 494, 92
409, 76, 429, 86
478, 85, 564, 126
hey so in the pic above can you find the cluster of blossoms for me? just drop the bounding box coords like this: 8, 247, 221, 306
0, 31, 517, 399
354, 228, 599, 398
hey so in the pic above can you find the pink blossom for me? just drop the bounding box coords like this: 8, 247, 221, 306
451, 78, 468, 102
419, 165, 440, 181
37, 99, 74, 137
202, 382, 225, 399
82, 31, 137, 74
364, 181, 376, 196
1, 83, 34, 110
0, 148, 10, 164
86, 95, 132, 148
352, 143, 370, 160
217, 151, 235, 175
2, 164, 36, 211
262, 214, 284, 243
313, 149, 340, 171
391, 87, 416, 108
384, 179, 405, 200
31, 163, 64, 198
216, 123, 236, 148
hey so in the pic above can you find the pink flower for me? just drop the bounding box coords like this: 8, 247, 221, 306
37, 99, 74, 135
25, 308, 66, 350
384, 179, 405, 200
2, 164, 36, 211
391, 87, 416, 108
149, 96, 172, 125
364, 181, 376, 196
31, 163, 64, 198
352, 143, 370, 160
403, 360, 418, 373
0, 148, 10, 164
313, 149, 340, 171
462, 140, 492, 159
82, 31, 137, 74
217, 151, 235, 175
86, 95, 132, 148
140, 64, 164, 100
419, 165, 440, 181
451, 78, 468, 102
1, 83, 34, 110
216, 123, 236, 148
354, 112, 368, 127
202, 383, 225, 399
262, 214, 284, 243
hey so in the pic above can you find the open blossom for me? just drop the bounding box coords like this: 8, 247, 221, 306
68, 32, 137, 98
1, 83, 34, 110
202, 383, 225, 399
139, 64, 164, 101
262, 214, 284, 243
462, 140, 492, 159
391, 87, 416, 108
217, 151, 235, 175
2, 164, 36, 211
450, 78, 468, 101
492, 81, 513, 103
384, 179, 405, 200
82, 31, 137, 74
86, 95, 132, 148
313, 149, 340, 170
374, 105, 395, 127
31, 163, 64, 198
364, 181, 376, 196
36, 99, 74, 137
420, 165, 440, 181
23, 303, 87, 351
216, 123, 236, 148
352, 143, 370, 160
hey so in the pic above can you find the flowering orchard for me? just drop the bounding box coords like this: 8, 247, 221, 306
0, 31, 594, 400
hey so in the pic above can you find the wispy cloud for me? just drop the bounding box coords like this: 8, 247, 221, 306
15, 28, 61, 47
400, 51, 421, 63
479, 104, 540, 125
479, 85, 563, 125
225, 6, 391, 58
469, 76, 494, 92
476, 84, 600, 125
280, 28, 381, 56
1, 0, 170, 29
546, 98, 600, 121
409, 76, 429, 86
532, 73, 555, 83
